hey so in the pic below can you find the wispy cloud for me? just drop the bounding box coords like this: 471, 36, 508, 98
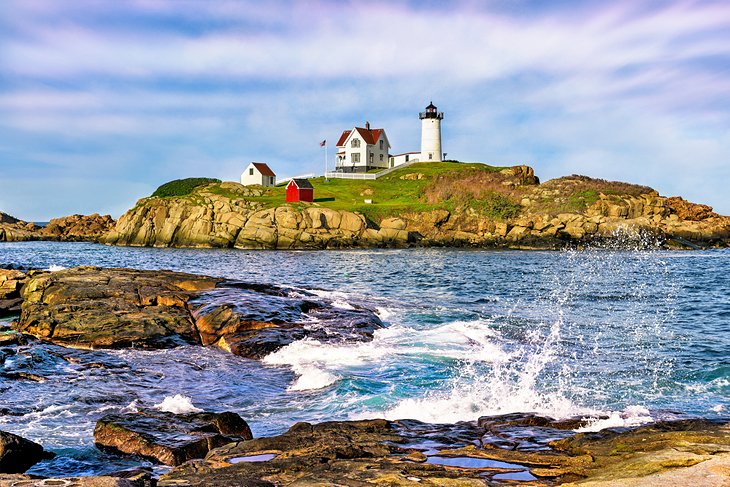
1, 0, 729, 219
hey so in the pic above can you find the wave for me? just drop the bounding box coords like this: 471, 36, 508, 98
356, 318, 587, 424
574, 406, 653, 432
262, 319, 511, 392
154, 394, 203, 414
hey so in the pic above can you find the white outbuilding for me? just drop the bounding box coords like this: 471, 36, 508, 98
241, 162, 276, 187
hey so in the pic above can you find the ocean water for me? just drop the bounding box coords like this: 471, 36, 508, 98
0, 242, 728, 477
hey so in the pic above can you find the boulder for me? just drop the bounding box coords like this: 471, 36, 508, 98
40, 214, 115, 241
15, 267, 383, 359
15, 267, 221, 349
666, 196, 716, 221
189, 284, 383, 359
0, 430, 54, 473
94, 410, 253, 466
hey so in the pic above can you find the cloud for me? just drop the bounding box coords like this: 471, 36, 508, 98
1, 0, 729, 218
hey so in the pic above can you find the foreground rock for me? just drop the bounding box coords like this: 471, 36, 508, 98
95, 410, 253, 466
0, 473, 152, 486
0, 430, 54, 474
13, 267, 382, 357
160, 419, 489, 486
16, 267, 221, 349
155, 417, 730, 486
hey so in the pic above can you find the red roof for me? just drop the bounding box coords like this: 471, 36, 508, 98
251, 162, 276, 177
336, 127, 385, 147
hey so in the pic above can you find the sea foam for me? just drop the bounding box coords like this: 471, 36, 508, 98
154, 394, 203, 414
263, 319, 510, 393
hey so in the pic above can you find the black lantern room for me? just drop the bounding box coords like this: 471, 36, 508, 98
419, 101, 444, 120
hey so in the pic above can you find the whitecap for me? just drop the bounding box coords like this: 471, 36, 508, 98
154, 394, 203, 414
47, 264, 66, 272
574, 405, 653, 432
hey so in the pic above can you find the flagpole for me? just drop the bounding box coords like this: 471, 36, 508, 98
324, 140, 328, 182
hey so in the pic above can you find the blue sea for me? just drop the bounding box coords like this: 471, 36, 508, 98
1, 242, 728, 477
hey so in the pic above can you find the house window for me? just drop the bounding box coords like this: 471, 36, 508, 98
270, 176, 275, 185
369, 153, 373, 163
352, 153, 360, 163
351, 139, 360, 148
429, 153, 433, 160
379, 140, 383, 150
249, 168, 254, 175
379, 154, 383, 161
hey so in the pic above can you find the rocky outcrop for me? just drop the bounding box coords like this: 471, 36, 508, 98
189, 283, 382, 359
0, 212, 114, 242
101, 188, 389, 249
0, 213, 38, 242
0, 269, 29, 316
16, 267, 221, 349
40, 213, 115, 241
94, 410, 252, 466
101, 174, 730, 250
0, 430, 54, 473
13, 267, 382, 358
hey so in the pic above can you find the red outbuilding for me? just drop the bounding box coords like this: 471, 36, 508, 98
286, 178, 314, 203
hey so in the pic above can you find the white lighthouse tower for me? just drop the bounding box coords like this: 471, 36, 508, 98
419, 101, 444, 162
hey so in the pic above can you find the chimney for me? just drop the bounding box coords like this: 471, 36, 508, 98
365, 121, 370, 130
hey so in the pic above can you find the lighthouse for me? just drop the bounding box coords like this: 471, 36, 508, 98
419, 101, 444, 162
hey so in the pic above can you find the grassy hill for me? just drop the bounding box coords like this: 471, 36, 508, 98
205, 162, 522, 220
150, 161, 657, 221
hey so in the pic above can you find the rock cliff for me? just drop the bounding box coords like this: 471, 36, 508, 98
102, 167, 730, 250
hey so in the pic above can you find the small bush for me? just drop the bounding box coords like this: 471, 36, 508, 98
152, 178, 221, 198
473, 192, 523, 220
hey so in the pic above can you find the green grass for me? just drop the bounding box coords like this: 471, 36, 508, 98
135, 161, 511, 220
236, 162, 508, 219
152, 178, 221, 198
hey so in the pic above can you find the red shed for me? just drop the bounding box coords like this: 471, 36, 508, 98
286, 178, 314, 203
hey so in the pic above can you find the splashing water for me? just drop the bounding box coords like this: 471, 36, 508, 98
0, 242, 726, 478
154, 394, 203, 414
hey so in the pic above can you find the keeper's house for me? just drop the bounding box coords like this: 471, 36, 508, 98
241, 162, 276, 187
335, 122, 391, 173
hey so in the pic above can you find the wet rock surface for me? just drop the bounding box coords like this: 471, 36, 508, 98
15, 267, 221, 349
94, 410, 253, 466
159, 419, 490, 486
190, 283, 383, 358
12, 267, 383, 358
155, 417, 730, 486
0, 430, 54, 474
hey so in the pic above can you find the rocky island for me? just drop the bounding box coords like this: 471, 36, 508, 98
3, 162, 729, 249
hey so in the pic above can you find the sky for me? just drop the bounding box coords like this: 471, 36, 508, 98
1, 0, 729, 220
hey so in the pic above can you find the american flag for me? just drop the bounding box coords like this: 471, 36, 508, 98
319, 139, 326, 147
